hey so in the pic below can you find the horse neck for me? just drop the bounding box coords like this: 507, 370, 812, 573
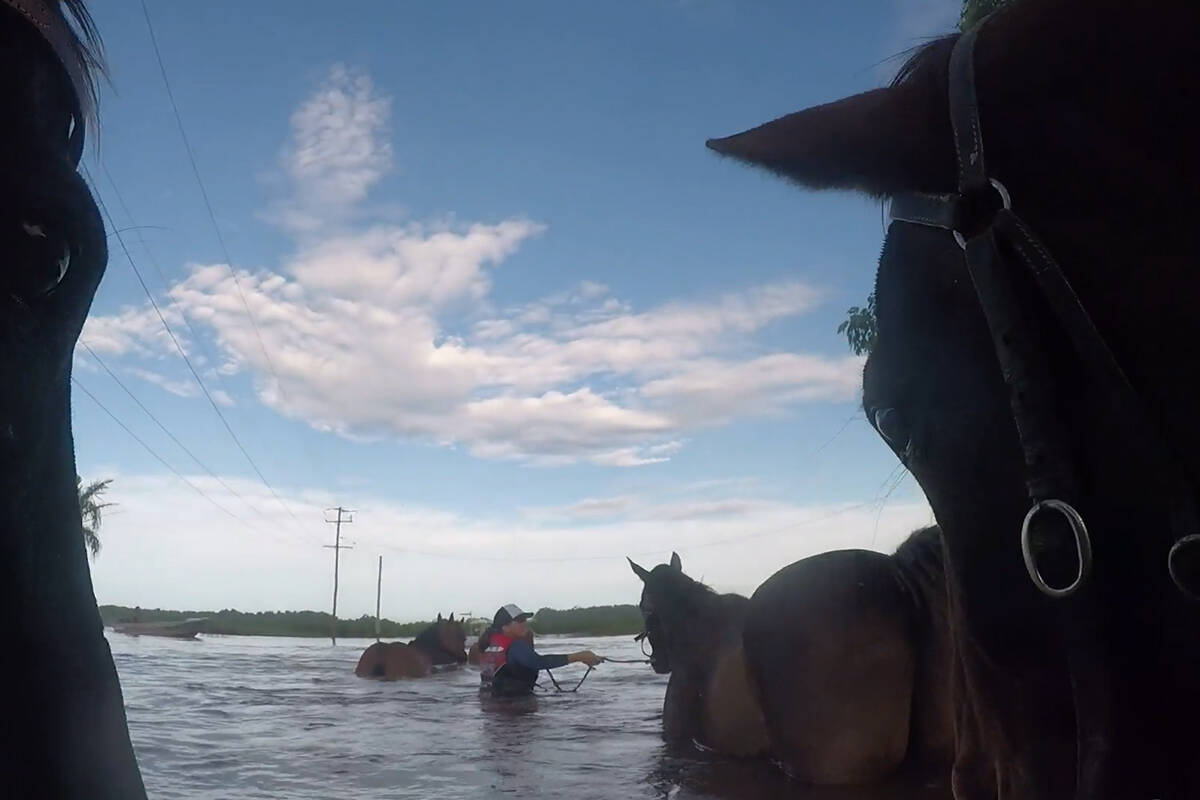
410, 627, 458, 663
666, 591, 747, 675
891, 528, 948, 625
0, 360, 147, 794
1, 371, 94, 632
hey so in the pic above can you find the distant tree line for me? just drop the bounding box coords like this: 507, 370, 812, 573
99, 606, 432, 638
532, 604, 644, 636
100, 604, 647, 638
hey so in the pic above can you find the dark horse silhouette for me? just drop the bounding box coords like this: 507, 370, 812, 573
628, 552, 768, 757
705, 1, 1200, 795
0, 1, 146, 797
354, 614, 468, 680
631, 529, 952, 787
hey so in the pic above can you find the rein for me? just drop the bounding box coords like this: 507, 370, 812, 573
540, 654, 651, 694
543, 665, 594, 694
888, 16, 1199, 600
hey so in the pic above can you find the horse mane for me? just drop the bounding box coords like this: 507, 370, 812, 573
650, 564, 745, 630
653, 565, 717, 604
58, 0, 103, 118
891, 525, 948, 623
889, 35, 957, 90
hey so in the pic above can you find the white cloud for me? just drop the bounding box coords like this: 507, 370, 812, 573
267, 64, 393, 232
89, 472, 934, 619
81, 304, 187, 360
82, 65, 862, 466
85, 266, 855, 465
639, 353, 864, 425
124, 367, 198, 399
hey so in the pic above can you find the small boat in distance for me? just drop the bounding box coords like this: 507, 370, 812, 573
111, 617, 207, 639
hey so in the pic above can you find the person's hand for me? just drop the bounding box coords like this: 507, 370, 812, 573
571, 650, 603, 667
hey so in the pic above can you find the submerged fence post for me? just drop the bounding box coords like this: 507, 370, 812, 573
375, 555, 382, 642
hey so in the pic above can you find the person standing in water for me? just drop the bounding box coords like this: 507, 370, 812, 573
479, 604, 602, 696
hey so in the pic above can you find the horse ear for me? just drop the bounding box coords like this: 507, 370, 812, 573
628, 557, 651, 582
670, 552, 682, 571
437, 612, 442, 622
706, 77, 953, 198
448, 613, 455, 622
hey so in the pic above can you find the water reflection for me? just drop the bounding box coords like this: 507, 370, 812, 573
645, 743, 952, 800
110, 632, 953, 799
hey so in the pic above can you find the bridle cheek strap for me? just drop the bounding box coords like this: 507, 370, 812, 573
887, 18, 1199, 600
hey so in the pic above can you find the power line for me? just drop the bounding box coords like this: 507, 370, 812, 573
139, 0, 287, 401
136, 2, 330, 478
96, 158, 232, 396
78, 340, 287, 532
83, 165, 304, 529
72, 376, 258, 532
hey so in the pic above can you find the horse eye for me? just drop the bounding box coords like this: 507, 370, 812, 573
15, 220, 71, 297
873, 407, 909, 448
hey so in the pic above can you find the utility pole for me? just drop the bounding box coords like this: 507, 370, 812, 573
375, 555, 383, 643
323, 507, 354, 645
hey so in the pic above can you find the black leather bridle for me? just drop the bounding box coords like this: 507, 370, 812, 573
886, 15, 1200, 599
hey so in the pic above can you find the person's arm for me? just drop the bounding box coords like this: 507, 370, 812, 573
508, 640, 601, 671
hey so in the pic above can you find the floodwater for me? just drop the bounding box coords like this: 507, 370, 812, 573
109, 632, 950, 799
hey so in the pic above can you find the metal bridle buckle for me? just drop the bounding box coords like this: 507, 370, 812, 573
954, 178, 1012, 250
1020, 499, 1093, 598
1167, 534, 1200, 600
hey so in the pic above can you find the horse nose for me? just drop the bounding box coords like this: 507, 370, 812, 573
1168, 535, 1200, 599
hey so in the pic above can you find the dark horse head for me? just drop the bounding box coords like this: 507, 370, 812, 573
705, 1, 1200, 796
413, 613, 468, 665
1, 1, 145, 796
628, 552, 709, 675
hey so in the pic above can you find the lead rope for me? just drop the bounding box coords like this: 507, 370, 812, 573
544, 665, 593, 693
541, 655, 652, 694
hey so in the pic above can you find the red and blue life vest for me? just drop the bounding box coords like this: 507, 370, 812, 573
481, 632, 513, 684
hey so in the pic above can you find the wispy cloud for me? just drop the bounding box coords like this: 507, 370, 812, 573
83, 65, 861, 467
266, 64, 393, 232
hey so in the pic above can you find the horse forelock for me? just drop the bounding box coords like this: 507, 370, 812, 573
416, 618, 464, 655
644, 564, 720, 622
410, 621, 443, 650
1, 0, 103, 128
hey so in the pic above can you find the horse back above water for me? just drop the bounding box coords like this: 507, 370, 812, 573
354, 614, 468, 680
630, 527, 951, 786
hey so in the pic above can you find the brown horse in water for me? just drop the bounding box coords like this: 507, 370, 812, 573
630, 527, 952, 787
354, 614, 468, 680
467, 628, 533, 666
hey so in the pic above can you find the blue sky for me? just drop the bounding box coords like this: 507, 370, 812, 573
76, 0, 958, 620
